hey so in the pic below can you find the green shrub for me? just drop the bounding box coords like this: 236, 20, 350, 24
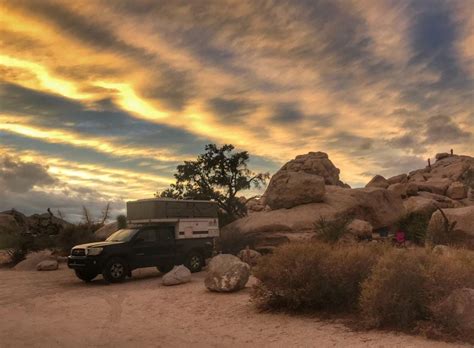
252, 242, 382, 312
314, 216, 351, 243
397, 212, 430, 244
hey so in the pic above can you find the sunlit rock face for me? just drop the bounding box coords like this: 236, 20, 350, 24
272, 152, 349, 188
228, 152, 474, 251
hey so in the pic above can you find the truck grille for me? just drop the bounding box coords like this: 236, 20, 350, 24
71, 248, 86, 256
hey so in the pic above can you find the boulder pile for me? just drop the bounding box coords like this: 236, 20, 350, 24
229, 152, 474, 250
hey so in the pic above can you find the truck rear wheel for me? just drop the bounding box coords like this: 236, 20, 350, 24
102, 257, 128, 283
75, 269, 98, 282
185, 252, 203, 273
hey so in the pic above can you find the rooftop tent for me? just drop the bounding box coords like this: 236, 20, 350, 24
126, 198, 218, 221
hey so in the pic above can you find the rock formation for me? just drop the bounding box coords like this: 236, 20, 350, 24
265, 171, 325, 209
227, 152, 474, 251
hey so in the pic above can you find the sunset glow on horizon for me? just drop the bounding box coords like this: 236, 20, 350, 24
1, 0, 473, 220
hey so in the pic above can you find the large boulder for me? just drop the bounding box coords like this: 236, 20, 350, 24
434, 288, 474, 338
429, 154, 473, 181
204, 254, 250, 292
406, 182, 419, 196
237, 248, 262, 266
387, 183, 407, 198
14, 250, 56, 271
265, 172, 325, 209
427, 206, 474, 247
403, 192, 459, 217
95, 222, 119, 240
417, 178, 452, 195
270, 151, 348, 187
365, 175, 389, 189
387, 173, 408, 185
446, 182, 467, 200
36, 260, 59, 271
435, 153, 451, 161
162, 265, 192, 286
223, 186, 405, 248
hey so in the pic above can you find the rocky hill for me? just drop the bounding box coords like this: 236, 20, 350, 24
0, 209, 72, 236
226, 152, 474, 250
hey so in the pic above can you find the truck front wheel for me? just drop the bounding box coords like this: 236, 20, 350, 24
185, 252, 203, 273
75, 269, 98, 282
102, 257, 128, 283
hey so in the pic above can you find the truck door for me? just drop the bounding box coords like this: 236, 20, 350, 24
131, 228, 159, 268
156, 225, 176, 266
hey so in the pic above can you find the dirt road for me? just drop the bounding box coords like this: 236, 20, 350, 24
0, 267, 466, 347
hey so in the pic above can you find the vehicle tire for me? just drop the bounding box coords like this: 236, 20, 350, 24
102, 257, 128, 283
75, 269, 98, 282
185, 252, 203, 273
157, 264, 174, 274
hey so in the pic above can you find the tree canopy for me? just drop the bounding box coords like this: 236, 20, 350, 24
159, 144, 269, 221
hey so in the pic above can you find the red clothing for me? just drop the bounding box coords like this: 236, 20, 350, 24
395, 230, 406, 243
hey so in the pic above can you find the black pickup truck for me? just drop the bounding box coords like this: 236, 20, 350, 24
67, 224, 214, 283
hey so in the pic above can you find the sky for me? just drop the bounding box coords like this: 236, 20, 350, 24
0, 0, 473, 222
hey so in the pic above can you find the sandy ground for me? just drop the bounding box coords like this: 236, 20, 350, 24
0, 266, 467, 348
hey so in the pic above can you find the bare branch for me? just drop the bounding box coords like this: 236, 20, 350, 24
100, 203, 110, 225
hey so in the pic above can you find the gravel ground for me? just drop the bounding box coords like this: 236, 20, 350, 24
0, 266, 467, 348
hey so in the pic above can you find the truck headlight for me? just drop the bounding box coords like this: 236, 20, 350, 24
86, 247, 103, 256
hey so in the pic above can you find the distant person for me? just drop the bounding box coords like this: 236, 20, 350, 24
394, 229, 406, 247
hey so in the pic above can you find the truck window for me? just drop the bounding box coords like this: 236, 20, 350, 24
158, 226, 175, 241
136, 229, 157, 242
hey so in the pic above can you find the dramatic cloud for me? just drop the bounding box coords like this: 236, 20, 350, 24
0, 0, 472, 216
0, 156, 57, 193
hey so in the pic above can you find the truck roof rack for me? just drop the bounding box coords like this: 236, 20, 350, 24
126, 198, 218, 220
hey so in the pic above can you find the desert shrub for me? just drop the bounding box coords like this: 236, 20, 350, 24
426, 249, 474, 341
116, 214, 127, 229
0, 232, 28, 264
426, 248, 474, 301
360, 249, 433, 329
55, 224, 98, 253
314, 216, 351, 243
397, 212, 430, 244
252, 242, 382, 312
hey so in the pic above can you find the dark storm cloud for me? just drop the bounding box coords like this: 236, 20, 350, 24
409, 1, 465, 89
0, 157, 57, 193
272, 103, 304, 124
329, 132, 374, 152
423, 115, 472, 144
0, 82, 208, 154
207, 97, 258, 122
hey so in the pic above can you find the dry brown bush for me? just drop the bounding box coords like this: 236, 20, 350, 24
252, 241, 474, 342
359, 249, 432, 329
252, 242, 383, 312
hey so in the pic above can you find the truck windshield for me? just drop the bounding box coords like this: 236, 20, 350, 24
106, 229, 138, 242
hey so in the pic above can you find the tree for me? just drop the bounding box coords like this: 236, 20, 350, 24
158, 144, 269, 222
